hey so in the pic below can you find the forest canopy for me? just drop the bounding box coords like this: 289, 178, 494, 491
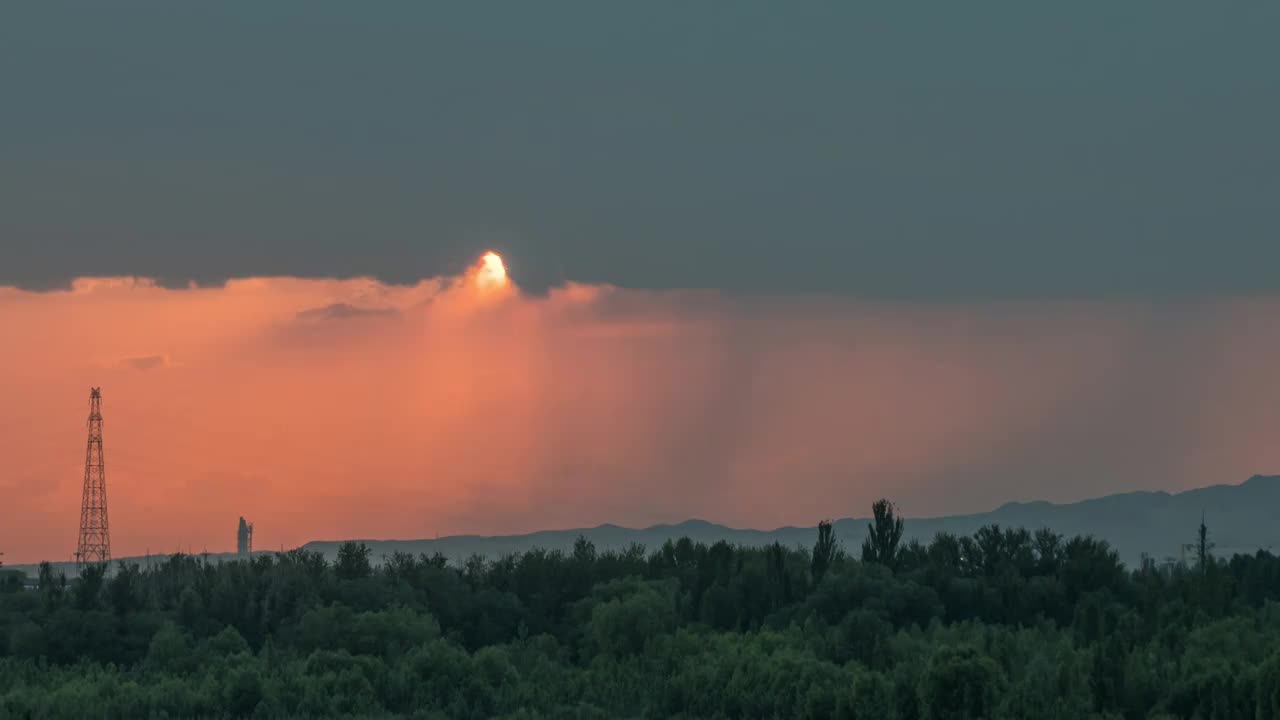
3, 502, 1280, 719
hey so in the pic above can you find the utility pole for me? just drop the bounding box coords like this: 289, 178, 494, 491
1196, 511, 1214, 574
75, 388, 111, 569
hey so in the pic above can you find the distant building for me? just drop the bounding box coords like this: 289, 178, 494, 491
237, 517, 254, 557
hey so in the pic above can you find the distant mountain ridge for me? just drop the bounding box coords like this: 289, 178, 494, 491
300, 474, 1280, 569
12, 475, 1279, 575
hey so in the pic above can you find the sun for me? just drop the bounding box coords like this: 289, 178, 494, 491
474, 251, 509, 291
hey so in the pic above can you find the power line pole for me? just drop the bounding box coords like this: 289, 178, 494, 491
75, 387, 111, 569
1195, 511, 1214, 575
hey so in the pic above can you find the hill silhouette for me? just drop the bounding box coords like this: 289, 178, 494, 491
300, 474, 1280, 569
13, 475, 1278, 575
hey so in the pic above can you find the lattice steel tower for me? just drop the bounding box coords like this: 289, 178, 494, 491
75, 387, 111, 568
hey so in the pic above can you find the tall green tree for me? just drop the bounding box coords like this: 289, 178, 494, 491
336, 542, 373, 581
812, 520, 838, 585
861, 499, 905, 571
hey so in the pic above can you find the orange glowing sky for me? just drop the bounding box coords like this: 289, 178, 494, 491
2, 254, 1279, 563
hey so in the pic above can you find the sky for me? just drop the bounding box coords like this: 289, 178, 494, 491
2, 4, 1280, 562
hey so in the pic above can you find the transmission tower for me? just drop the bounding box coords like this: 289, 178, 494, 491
75, 387, 111, 568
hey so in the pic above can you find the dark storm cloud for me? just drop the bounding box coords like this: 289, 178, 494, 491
1, 3, 1278, 297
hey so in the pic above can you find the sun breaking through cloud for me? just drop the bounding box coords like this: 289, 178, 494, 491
474, 251, 508, 292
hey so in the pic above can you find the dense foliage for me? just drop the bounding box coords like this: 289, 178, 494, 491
4, 504, 1280, 719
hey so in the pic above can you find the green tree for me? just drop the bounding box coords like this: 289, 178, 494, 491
837, 668, 894, 720
73, 563, 106, 610
9, 621, 47, 660
107, 561, 140, 615
207, 625, 251, 658
1258, 651, 1280, 720
766, 541, 792, 609
336, 542, 373, 581
812, 520, 838, 585
223, 667, 264, 716
588, 580, 676, 656
919, 646, 1003, 720
861, 499, 905, 571
177, 585, 206, 633
146, 623, 191, 672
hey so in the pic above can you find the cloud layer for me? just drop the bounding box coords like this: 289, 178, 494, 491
3, 260, 1279, 563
